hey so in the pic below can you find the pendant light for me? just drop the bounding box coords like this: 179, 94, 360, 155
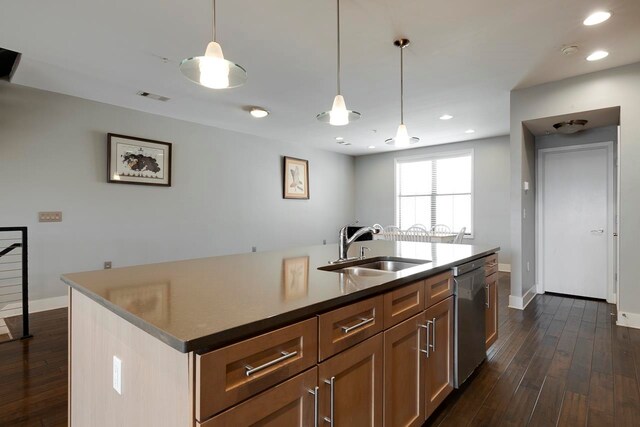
179, 0, 247, 89
386, 39, 419, 146
316, 0, 361, 126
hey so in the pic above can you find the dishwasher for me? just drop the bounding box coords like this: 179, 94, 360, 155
453, 257, 487, 388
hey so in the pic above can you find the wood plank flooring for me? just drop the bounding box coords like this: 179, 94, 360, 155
426, 274, 640, 426
1, 274, 640, 426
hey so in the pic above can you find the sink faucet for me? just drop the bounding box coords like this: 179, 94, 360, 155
333, 223, 383, 263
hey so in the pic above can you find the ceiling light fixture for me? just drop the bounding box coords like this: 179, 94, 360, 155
586, 50, 609, 61
440, 114, 453, 120
583, 11, 612, 26
317, 0, 361, 126
335, 136, 344, 141
179, 0, 247, 89
368, 145, 376, 149
250, 107, 269, 118
386, 39, 419, 147
553, 119, 588, 134
465, 129, 475, 134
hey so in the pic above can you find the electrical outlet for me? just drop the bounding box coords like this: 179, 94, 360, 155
104, 261, 112, 269
527, 262, 531, 272
251, 246, 257, 253
39, 211, 62, 222
523, 208, 526, 219
113, 356, 122, 395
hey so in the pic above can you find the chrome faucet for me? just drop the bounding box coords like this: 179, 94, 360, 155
333, 223, 383, 263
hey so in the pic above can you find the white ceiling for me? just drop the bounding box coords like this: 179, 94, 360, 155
2, 0, 639, 155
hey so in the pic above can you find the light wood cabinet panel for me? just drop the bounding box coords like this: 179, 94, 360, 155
424, 296, 454, 419
485, 253, 498, 277
319, 333, 384, 427
383, 313, 425, 427
485, 272, 498, 349
383, 281, 425, 329
198, 367, 318, 427
424, 271, 453, 308
319, 296, 384, 361
196, 317, 317, 421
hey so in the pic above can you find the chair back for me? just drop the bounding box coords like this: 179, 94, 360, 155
453, 227, 466, 244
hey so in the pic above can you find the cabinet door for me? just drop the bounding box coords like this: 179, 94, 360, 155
319, 334, 383, 427
485, 272, 498, 349
198, 367, 318, 427
424, 296, 454, 419
383, 313, 425, 427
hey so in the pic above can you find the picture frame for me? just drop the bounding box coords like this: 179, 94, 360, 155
283, 156, 309, 199
282, 256, 310, 300
108, 133, 172, 186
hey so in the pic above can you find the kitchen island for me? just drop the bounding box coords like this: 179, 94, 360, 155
62, 240, 499, 426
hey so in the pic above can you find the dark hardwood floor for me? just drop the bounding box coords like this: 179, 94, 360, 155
1, 274, 640, 426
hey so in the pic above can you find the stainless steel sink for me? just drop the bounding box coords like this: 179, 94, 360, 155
319, 256, 430, 275
355, 260, 422, 272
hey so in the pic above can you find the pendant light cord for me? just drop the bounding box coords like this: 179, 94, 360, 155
400, 45, 404, 125
212, 0, 217, 42
336, 0, 341, 95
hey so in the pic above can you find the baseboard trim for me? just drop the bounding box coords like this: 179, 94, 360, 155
508, 287, 537, 310
498, 263, 511, 273
616, 311, 640, 329
2, 295, 68, 316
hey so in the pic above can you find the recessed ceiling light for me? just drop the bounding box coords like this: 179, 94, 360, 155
465, 129, 475, 134
583, 11, 612, 26
335, 136, 344, 141
368, 145, 376, 149
250, 107, 269, 118
586, 50, 609, 61
440, 114, 453, 120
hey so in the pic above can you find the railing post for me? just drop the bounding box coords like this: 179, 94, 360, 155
20, 227, 31, 339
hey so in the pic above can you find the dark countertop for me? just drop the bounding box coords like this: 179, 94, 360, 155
61, 241, 499, 353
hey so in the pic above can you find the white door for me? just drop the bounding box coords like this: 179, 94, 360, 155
538, 142, 614, 300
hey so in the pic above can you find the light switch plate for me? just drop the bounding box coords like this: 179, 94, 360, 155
39, 211, 62, 222
113, 355, 122, 395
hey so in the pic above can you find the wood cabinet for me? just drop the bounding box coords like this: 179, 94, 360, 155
383, 281, 425, 329
424, 271, 453, 308
485, 272, 498, 349
424, 296, 455, 418
383, 313, 425, 427
319, 333, 384, 427
198, 368, 318, 427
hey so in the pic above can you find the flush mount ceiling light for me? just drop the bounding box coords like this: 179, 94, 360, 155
439, 114, 454, 120
316, 0, 361, 126
249, 107, 269, 118
465, 129, 475, 134
553, 119, 588, 134
368, 145, 376, 149
587, 50, 609, 61
584, 11, 612, 26
179, 0, 247, 89
386, 39, 419, 147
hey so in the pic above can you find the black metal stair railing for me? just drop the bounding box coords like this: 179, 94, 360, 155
0, 226, 31, 341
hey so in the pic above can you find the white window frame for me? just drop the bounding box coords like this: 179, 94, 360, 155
394, 149, 475, 239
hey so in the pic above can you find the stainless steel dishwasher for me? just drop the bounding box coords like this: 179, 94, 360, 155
453, 257, 487, 388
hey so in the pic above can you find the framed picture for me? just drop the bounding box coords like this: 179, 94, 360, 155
107, 282, 170, 326
283, 156, 309, 199
108, 133, 172, 186
282, 256, 309, 300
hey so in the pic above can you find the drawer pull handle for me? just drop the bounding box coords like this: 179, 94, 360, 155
341, 316, 375, 334
244, 350, 298, 376
419, 322, 430, 358
431, 317, 436, 352
486, 284, 490, 308
308, 386, 319, 427
323, 376, 335, 426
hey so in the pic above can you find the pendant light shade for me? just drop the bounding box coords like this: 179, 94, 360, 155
317, 0, 361, 126
180, 0, 247, 89
386, 39, 419, 146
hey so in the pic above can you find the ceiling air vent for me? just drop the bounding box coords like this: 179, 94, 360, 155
553, 119, 588, 134
136, 91, 170, 102
0, 48, 22, 82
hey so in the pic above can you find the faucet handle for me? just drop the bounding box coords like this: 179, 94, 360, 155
360, 246, 371, 259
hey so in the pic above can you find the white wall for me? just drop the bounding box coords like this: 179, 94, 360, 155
354, 136, 511, 265
0, 83, 356, 301
511, 61, 640, 324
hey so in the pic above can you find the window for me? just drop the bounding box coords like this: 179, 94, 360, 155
395, 150, 473, 235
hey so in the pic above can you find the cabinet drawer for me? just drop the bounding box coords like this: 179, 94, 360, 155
383, 281, 425, 329
424, 271, 454, 308
197, 367, 318, 427
485, 253, 498, 277
318, 295, 384, 361
196, 317, 318, 421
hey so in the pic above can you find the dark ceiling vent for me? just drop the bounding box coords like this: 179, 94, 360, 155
136, 91, 170, 102
553, 119, 588, 134
0, 48, 22, 82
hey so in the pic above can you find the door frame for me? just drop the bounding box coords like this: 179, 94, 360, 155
536, 141, 616, 303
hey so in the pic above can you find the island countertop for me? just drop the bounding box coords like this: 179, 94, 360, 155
61, 241, 499, 353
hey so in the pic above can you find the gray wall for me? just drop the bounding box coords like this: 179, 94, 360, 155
354, 136, 511, 264
0, 83, 356, 301
535, 125, 618, 150
511, 61, 640, 322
